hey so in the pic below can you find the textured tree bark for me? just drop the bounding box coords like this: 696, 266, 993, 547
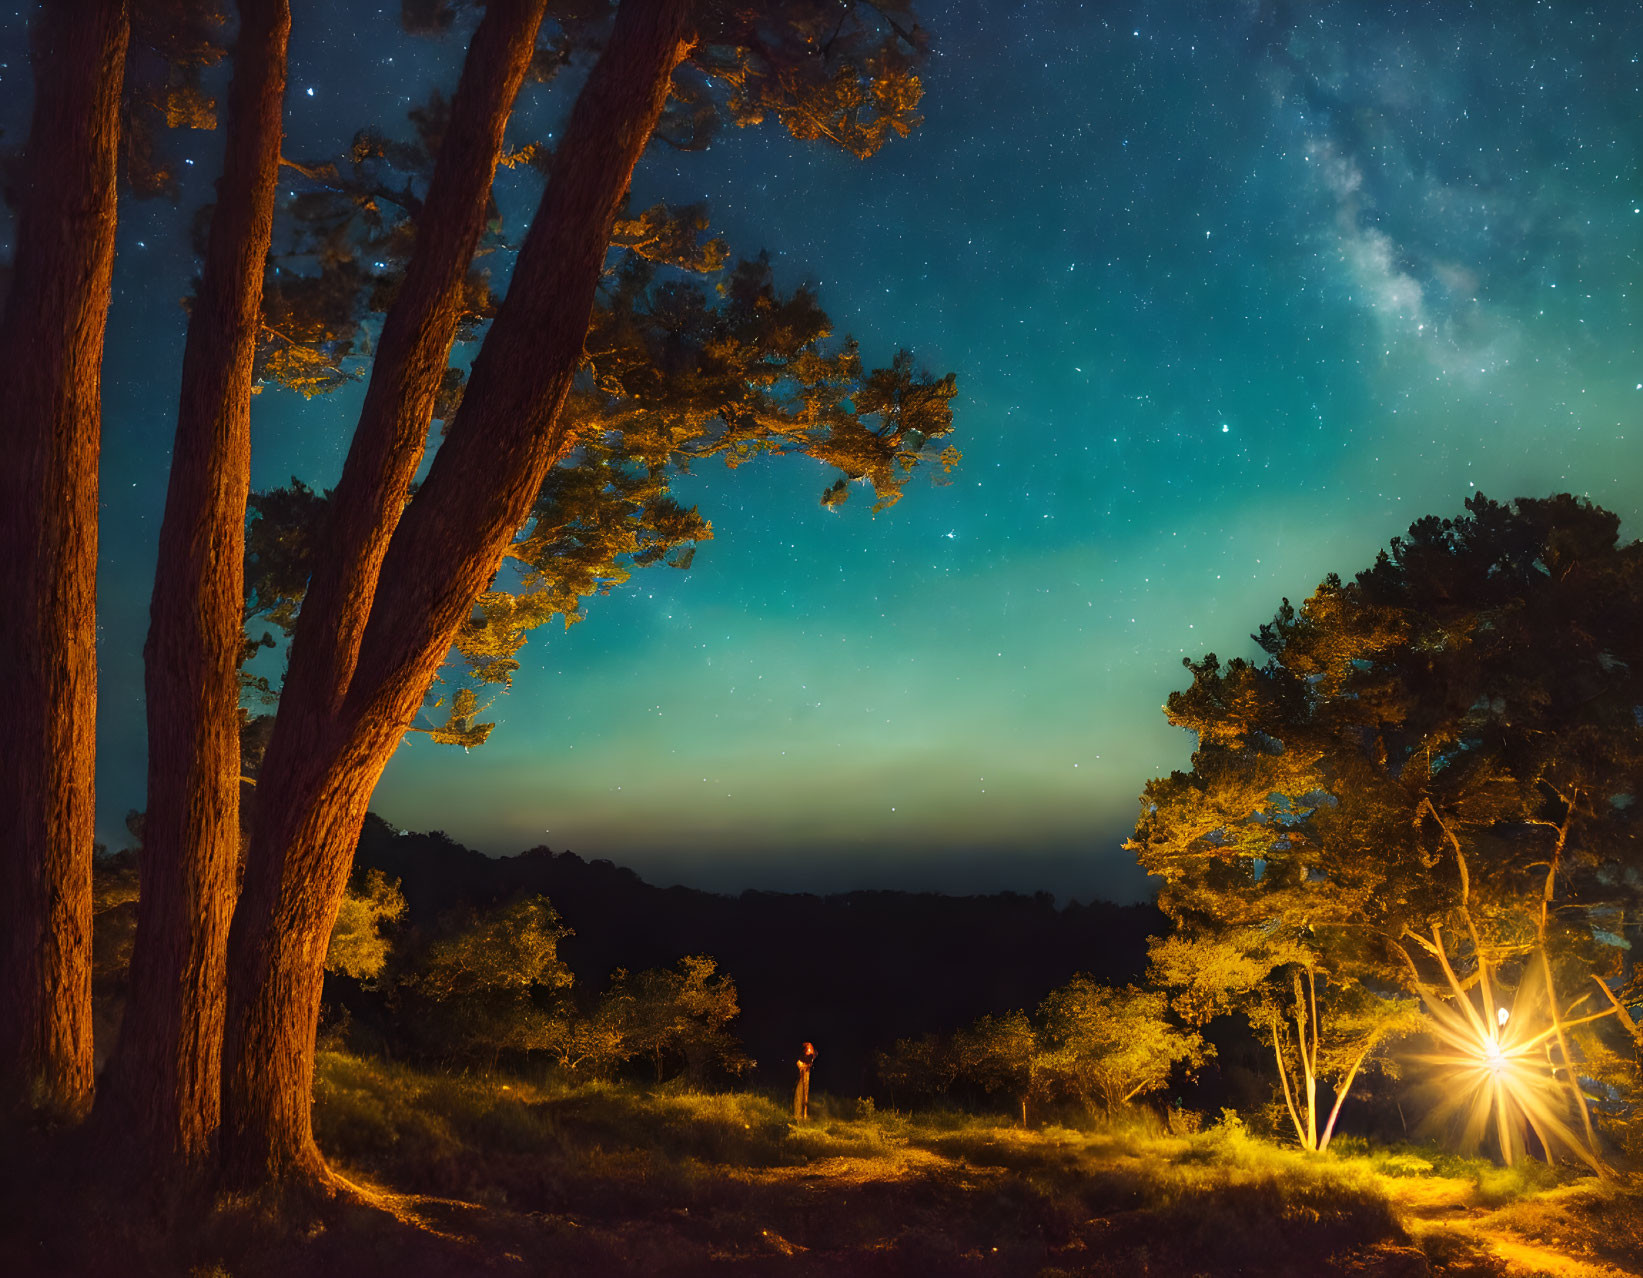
0, 0, 128, 1121
96, 0, 290, 1167
220, 0, 702, 1189
213, 0, 547, 1190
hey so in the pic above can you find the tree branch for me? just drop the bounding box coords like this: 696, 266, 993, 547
1270, 1021, 1307, 1149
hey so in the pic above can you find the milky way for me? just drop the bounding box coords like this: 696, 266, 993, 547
7, 0, 1637, 901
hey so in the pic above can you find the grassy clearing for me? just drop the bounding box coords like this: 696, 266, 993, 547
5, 1053, 1635, 1277
298, 1051, 1637, 1276
902, 1113, 1411, 1276
1327, 1134, 1567, 1205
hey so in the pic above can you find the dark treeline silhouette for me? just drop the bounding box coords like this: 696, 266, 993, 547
349, 814, 1162, 1095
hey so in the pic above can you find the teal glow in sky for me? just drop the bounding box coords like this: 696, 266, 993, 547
36, 0, 1643, 901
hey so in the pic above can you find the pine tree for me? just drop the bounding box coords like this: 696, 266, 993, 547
1, 0, 949, 1195
217, 0, 947, 1190
1134, 494, 1643, 1153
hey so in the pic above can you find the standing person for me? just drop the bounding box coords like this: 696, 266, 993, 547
794, 1041, 817, 1120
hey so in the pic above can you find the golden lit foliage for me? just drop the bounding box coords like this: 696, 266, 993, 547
878, 975, 1203, 1123
408, 896, 573, 1003
1135, 494, 1643, 1156
610, 202, 728, 273
162, 81, 217, 130
600, 955, 749, 1085
121, 0, 227, 198
1149, 928, 1425, 1153
416, 686, 494, 749
371, 914, 749, 1082
255, 258, 374, 398
1036, 978, 1208, 1116
1147, 927, 1292, 1027
950, 1010, 1039, 1114
244, 216, 953, 744
324, 869, 407, 981
550, 1000, 631, 1079
390, 896, 575, 1066
495, 141, 548, 173
688, 2, 927, 160
573, 253, 956, 513
256, 333, 358, 399
392, 3, 929, 161
238, 6, 955, 749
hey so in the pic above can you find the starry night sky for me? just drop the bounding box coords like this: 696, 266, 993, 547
7, 0, 1641, 902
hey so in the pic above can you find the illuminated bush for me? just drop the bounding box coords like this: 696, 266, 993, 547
877, 975, 1203, 1122
325, 868, 406, 981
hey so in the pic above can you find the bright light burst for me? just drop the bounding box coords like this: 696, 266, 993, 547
1409, 943, 1606, 1170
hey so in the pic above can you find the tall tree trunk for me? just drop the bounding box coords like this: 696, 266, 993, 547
219, 0, 549, 1182
0, 0, 128, 1121
97, 0, 290, 1167
220, 0, 695, 1189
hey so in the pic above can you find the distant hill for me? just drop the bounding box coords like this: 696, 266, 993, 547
353, 814, 1164, 1098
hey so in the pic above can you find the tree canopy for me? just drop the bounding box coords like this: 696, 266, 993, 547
1134, 494, 1643, 1156
243, 55, 955, 747
876, 974, 1202, 1125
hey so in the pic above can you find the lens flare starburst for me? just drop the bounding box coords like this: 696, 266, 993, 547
1410, 945, 1605, 1170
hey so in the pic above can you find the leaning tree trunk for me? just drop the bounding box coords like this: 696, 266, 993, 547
218, 0, 550, 1185
96, 0, 290, 1168
221, 0, 696, 1189
277, 0, 549, 732
0, 0, 128, 1121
